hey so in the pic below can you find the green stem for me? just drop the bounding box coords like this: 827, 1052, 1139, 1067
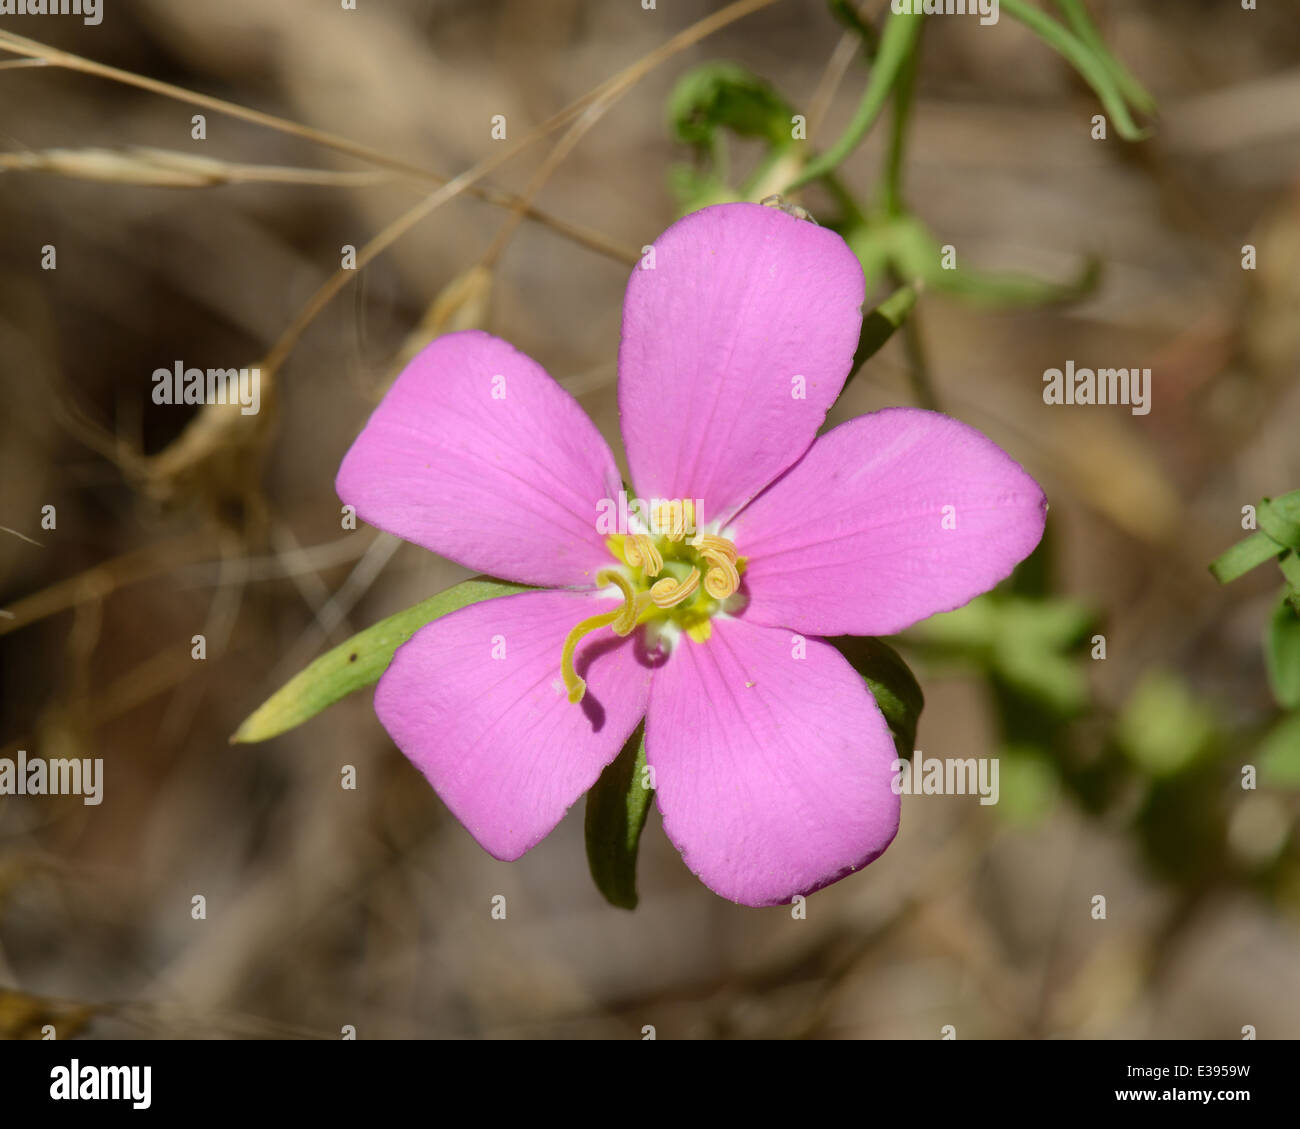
880, 14, 923, 217
784, 9, 923, 190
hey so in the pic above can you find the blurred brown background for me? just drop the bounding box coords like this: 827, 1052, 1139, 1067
1, 0, 1299, 1039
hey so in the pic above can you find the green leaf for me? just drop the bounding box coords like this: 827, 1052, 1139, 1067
1266, 594, 1300, 710
1258, 712, 1300, 787
845, 282, 920, 385
1002, 0, 1151, 141
846, 214, 1099, 309
1280, 552, 1300, 604
1258, 495, 1300, 553
666, 62, 796, 151
585, 723, 653, 910
231, 577, 530, 743
1209, 491, 1300, 583
1209, 530, 1283, 584
926, 257, 1102, 308
889, 212, 1101, 306
832, 636, 925, 761
1052, 0, 1156, 114
910, 592, 1092, 716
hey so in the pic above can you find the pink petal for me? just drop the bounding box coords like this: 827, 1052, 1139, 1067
375, 589, 653, 860
619, 202, 865, 525
646, 617, 900, 906
337, 330, 622, 589
732, 408, 1047, 636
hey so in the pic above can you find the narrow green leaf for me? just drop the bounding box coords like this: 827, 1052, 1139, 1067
1209, 531, 1283, 584
832, 636, 924, 761
585, 723, 653, 910
888, 212, 1101, 306
1002, 0, 1150, 141
845, 282, 920, 385
232, 577, 530, 743
1258, 496, 1300, 553
927, 257, 1102, 308
1053, 0, 1156, 113
1266, 593, 1300, 710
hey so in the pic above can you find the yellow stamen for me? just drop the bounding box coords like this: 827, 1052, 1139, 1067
700, 547, 740, 599
650, 569, 701, 609
653, 498, 695, 542
623, 533, 663, 577
691, 533, 738, 562
565, 507, 742, 704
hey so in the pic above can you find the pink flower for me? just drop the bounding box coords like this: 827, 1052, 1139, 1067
336, 202, 1046, 906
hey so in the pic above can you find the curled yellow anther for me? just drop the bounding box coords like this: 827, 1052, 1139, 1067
653, 499, 695, 542
623, 534, 663, 577
700, 547, 740, 600
691, 533, 738, 563
650, 569, 701, 609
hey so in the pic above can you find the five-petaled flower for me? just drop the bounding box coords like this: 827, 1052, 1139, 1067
336, 202, 1046, 907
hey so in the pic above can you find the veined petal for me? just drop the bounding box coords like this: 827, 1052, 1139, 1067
375, 589, 652, 860
732, 408, 1047, 636
619, 202, 865, 525
337, 330, 621, 589
645, 617, 900, 907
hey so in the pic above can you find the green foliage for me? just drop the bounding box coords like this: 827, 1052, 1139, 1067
667, 62, 795, 150
911, 591, 1094, 716
845, 212, 1100, 309
232, 577, 529, 743
1266, 595, 1300, 710
1002, 0, 1153, 140
832, 636, 925, 761
1210, 490, 1300, 600
585, 724, 654, 910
